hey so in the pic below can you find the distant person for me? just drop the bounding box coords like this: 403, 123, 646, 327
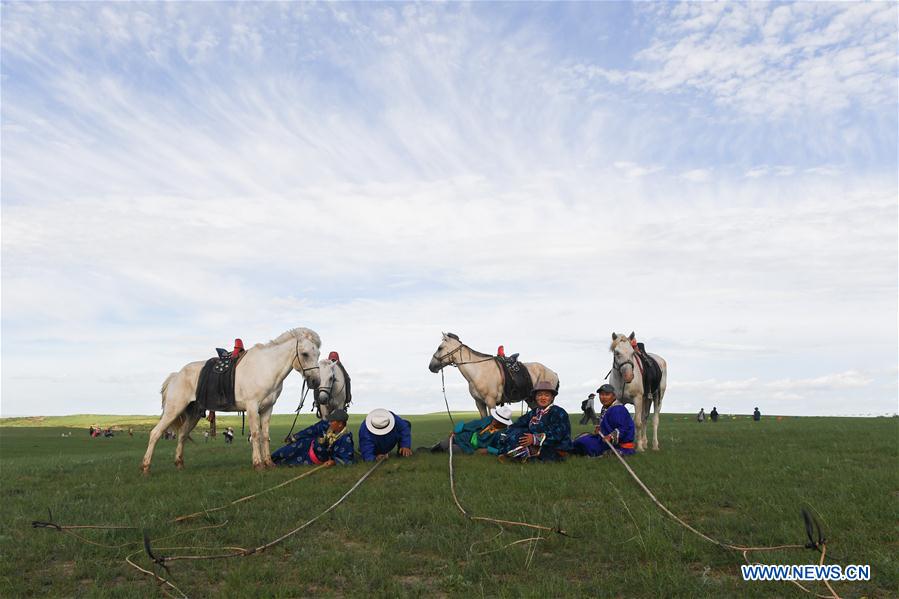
710, 407, 718, 422
579, 393, 598, 425
753, 407, 761, 421
431, 405, 514, 455
358, 409, 412, 461
697, 408, 705, 423
223, 427, 235, 444
572, 384, 635, 456
203, 431, 210, 443
128, 427, 134, 437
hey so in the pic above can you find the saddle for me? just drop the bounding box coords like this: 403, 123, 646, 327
195, 350, 246, 412
635, 345, 662, 399
495, 355, 533, 404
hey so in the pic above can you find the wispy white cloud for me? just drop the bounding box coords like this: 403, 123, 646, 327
1, 2, 896, 418
579, 2, 897, 118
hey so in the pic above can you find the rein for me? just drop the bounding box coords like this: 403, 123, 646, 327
285, 338, 320, 441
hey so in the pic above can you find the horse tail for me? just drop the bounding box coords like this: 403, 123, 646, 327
160, 373, 178, 411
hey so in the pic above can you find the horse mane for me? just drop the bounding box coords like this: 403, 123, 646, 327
609, 333, 631, 352
267, 327, 322, 348
447, 332, 493, 359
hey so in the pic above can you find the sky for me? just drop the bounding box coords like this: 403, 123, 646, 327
1, 1, 896, 418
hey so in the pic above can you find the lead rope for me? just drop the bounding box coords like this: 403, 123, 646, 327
285, 380, 310, 441
601, 437, 840, 599
440, 369, 455, 426
448, 436, 568, 536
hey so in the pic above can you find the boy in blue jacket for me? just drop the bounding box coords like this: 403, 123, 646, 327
358, 409, 412, 461
573, 384, 636, 456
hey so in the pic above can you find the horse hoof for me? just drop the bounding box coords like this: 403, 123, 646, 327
175, 461, 184, 470
253, 462, 266, 472
141, 466, 151, 476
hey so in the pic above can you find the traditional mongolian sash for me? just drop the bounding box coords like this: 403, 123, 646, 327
195, 350, 247, 412
496, 357, 533, 404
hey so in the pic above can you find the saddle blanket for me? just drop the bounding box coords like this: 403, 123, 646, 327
496, 357, 533, 404
636, 348, 662, 398
195, 351, 244, 411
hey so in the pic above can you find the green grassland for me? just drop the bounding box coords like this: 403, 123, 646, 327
0, 413, 896, 598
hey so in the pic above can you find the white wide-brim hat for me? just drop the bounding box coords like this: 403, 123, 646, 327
365, 408, 395, 436
490, 405, 514, 426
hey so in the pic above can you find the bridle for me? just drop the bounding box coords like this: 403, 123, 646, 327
295, 339, 321, 380
612, 343, 643, 384
315, 364, 345, 405
433, 342, 495, 369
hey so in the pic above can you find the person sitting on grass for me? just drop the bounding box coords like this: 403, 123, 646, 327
271, 409, 355, 467
431, 405, 514, 455
501, 381, 572, 462
358, 408, 412, 461
571, 384, 636, 456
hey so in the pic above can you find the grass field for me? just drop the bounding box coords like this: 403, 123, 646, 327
1, 413, 896, 598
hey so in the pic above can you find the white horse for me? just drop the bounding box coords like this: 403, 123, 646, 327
313, 358, 351, 420
141, 327, 322, 473
428, 332, 560, 418
608, 332, 667, 452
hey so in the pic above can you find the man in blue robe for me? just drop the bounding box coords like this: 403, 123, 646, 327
358, 409, 412, 461
572, 384, 636, 456
432, 405, 514, 455
501, 381, 572, 462
271, 409, 355, 466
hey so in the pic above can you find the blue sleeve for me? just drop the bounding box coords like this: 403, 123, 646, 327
333, 433, 355, 465
612, 406, 635, 440
453, 421, 465, 434
358, 424, 377, 462
460, 416, 491, 434
293, 419, 328, 442
542, 407, 571, 446
394, 414, 412, 448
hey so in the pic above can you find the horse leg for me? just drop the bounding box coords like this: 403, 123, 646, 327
245, 407, 265, 470
641, 396, 653, 452
633, 393, 646, 452
141, 405, 185, 475
651, 395, 662, 451
260, 404, 276, 469
174, 409, 202, 469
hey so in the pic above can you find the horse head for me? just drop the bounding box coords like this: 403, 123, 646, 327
316, 358, 338, 410
292, 332, 322, 389
610, 331, 637, 384
429, 332, 461, 373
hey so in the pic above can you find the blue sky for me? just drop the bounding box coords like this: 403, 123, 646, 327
2, 1, 896, 417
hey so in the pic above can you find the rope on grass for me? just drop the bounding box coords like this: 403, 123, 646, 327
448, 436, 569, 536
172, 463, 328, 522
602, 437, 841, 599
141, 459, 383, 565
